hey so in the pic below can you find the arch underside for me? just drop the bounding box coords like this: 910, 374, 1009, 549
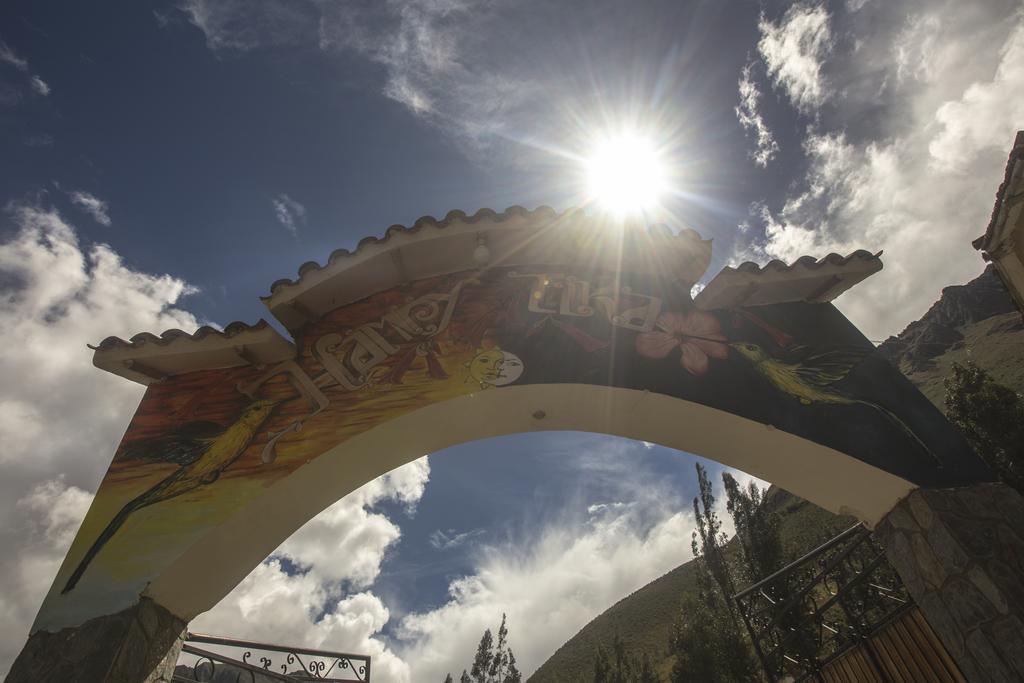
146, 383, 917, 622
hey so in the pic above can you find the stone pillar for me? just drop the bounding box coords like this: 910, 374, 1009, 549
874, 482, 1024, 682
7, 597, 186, 683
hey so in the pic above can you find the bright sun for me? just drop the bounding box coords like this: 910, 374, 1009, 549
584, 133, 668, 216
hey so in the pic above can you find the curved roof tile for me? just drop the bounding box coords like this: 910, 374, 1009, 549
265, 205, 558, 298
731, 250, 879, 275
91, 319, 274, 352
694, 250, 883, 310
90, 207, 885, 383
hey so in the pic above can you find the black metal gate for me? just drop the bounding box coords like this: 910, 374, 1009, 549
733, 524, 919, 682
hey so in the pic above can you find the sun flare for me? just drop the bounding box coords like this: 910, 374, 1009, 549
584, 133, 668, 216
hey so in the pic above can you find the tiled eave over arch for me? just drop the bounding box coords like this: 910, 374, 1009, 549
91, 206, 883, 385
90, 320, 295, 386
260, 206, 713, 330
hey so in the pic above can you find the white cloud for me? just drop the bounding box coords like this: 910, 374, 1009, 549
588, 501, 633, 514
0, 40, 51, 99
758, 4, 834, 113
0, 478, 93, 672
17, 478, 95, 551
29, 75, 49, 96
0, 202, 203, 676
177, 0, 537, 146
191, 458, 431, 683
397, 501, 698, 681
0, 41, 28, 71
396, 453, 765, 681
68, 191, 111, 226
929, 20, 1024, 170
272, 193, 305, 236
340, 0, 527, 140
739, 1, 1024, 341
189, 562, 409, 681
23, 134, 54, 148
735, 62, 779, 167
429, 528, 485, 551
274, 458, 430, 586
180, 0, 319, 52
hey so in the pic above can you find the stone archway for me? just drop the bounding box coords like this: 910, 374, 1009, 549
10, 208, 1024, 682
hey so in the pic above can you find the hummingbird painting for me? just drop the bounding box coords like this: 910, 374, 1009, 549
729, 342, 941, 466
61, 398, 279, 594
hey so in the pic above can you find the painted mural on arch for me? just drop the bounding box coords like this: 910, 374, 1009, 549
36, 264, 988, 631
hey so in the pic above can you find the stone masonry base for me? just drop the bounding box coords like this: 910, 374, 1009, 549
875, 482, 1024, 682
6, 597, 186, 683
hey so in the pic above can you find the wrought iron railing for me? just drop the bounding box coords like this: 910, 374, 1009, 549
172, 632, 371, 682
733, 524, 909, 682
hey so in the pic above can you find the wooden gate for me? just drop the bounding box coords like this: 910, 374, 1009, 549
821, 606, 964, 683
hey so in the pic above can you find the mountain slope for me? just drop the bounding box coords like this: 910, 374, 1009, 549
529, 266, 1023, 683
877, 264, 1024, 405
528, 489, 856, 683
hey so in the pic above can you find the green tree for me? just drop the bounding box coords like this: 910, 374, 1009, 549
470, 627, 494, 682
670, 464, 760, 683
691, 463, 735, 605
446, 615, 522, 683
722, 472, 782, 586
670, 578, 759, 683
593, 643, 611, 683
635, 653, 657, 683
443, 675, 454, 683
592, 634, 657, 683
488, 614, 521, 683
944, 361, 1024, 493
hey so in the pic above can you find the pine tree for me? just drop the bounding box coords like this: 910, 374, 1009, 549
611, 634, 633, 682
635, 653, 657, 683
505, 650, 522, 683
721, 472, 816, 676
691, 463, 735, 604
669, 464, 759, 682
470, 627, 494, 683
443, 675, 454, 683
669, 578, 758, 683
488, 614, 520, 682
722, 472, 782, 586
590, 634, 656, 683
593, 642, 612, 683
449, 616, 522, 683
944, 361, 1024, 493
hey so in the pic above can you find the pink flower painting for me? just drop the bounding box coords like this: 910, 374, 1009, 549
635, 310, 728, 376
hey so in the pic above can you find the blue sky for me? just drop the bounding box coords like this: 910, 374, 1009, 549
371, 434, 710, 623
1, 0, 790, 328
2, 0, 1022, 680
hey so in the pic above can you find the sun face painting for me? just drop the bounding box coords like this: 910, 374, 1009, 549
466, 348, 524, 388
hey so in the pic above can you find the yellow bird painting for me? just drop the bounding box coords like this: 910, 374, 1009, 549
729, 342, 940, 466
61, 399, 278, 594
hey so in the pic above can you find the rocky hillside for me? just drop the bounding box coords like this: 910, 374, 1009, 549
877, 264, 1024, 404
528, 266, 1023, 682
